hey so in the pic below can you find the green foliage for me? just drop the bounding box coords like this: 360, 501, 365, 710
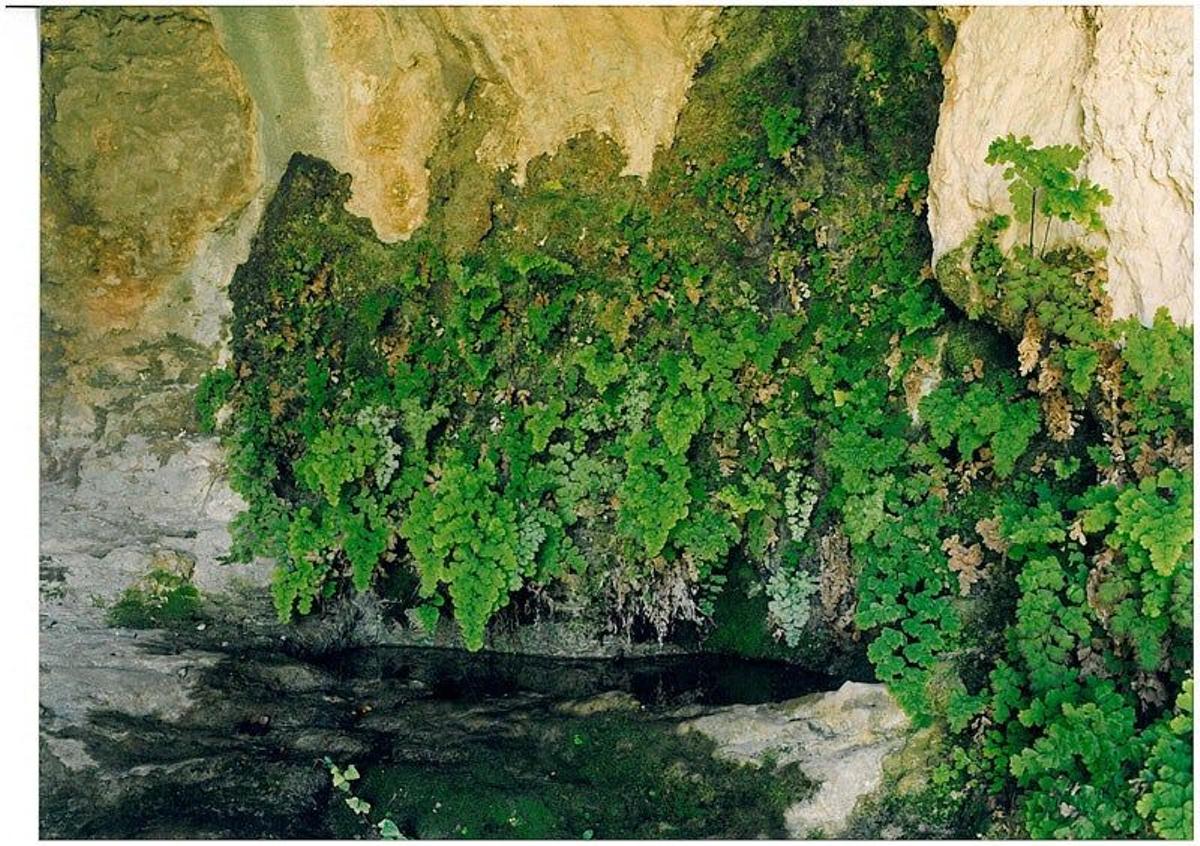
656, 389, 706, 456
295, 423, 382, 507
410, 602, 441, 635
194, 366, 235, 433
921, 377, 1041, 478
912, 151, 1192, 838
986, 134, 1113, 247
526, 398, 566, 452
765, 552, 817, 648
401, 451, 524, 650
107, 570, 202, 630
1119, 308, 1194, 447
1090, 468, 1193, 578
324, 759, 403, 840
616, 431, 692, 559
1137, 679, 1194, 839
762, 105, 809, 160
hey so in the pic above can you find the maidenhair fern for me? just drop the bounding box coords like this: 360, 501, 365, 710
985, 133, 1113, 252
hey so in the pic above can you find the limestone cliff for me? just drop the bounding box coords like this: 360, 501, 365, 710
41, 5, 718, 456
38, 5, 720, 747
209, 5, 717, 243
928, 6, 1193, 325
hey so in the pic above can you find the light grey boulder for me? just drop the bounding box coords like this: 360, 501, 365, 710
680, 680, 912, 837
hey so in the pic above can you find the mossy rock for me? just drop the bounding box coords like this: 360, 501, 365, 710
107, 566, 203, 630
328, 711, 815, 839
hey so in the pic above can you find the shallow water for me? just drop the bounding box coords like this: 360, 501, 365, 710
45, 644, 854, 838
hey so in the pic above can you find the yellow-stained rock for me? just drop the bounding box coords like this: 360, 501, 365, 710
211, 6, 717, 242
41, 6, 259, 337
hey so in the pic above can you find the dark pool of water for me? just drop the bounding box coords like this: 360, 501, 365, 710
316, 645, 855, 708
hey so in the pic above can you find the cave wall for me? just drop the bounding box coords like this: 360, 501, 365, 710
38, 6, 718, 612
928, 5, 1193, 325
38, 4, 1193, 611
37, 6, 720, 735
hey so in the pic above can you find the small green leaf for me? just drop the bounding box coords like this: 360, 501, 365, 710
378, 819, 403, 840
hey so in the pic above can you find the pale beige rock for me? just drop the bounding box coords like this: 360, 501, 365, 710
40, 7, 267, 477
928, 6, 1193, 325
325, 8, 467, 242
438, 7, 718, 185
681, 681, 912, 837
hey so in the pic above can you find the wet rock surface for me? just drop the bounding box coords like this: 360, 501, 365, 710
210, 6, 717, 241
40, 638, 867, 838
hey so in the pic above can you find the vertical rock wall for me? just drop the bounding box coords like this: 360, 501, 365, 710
38, 6, 720, 716
928, 6, 1193, 325
40, 7, 268, 616
208, 5, 718, 243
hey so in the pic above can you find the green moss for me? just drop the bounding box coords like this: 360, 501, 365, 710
107, 570, 203, 630
195, 366, 235, 433
703, 562, 813, 662
847, 772, 988, 839
328, 712, 814, 840
941, 319, 1014, 376
704, 564, 780, 659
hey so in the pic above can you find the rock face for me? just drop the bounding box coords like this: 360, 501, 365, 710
928, 6, 1193, 325
39, 3, 719, 499
681, 681, 912, 837
37, 5, 719, 790
39, 9, 272, 749
40, 8, 260, 339
210, 6, 717, 242
39, 6, 718, 594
